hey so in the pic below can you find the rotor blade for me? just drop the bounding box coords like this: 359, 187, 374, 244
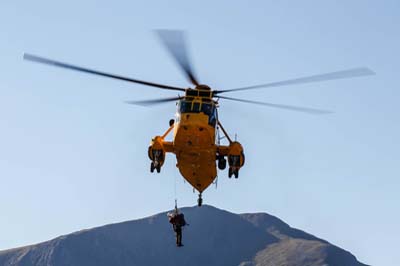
218, 95, 332, 114
24, 53, 186, 92
125, 96, 183, 106
155, 30, 199, 86
215, 67, 375, 94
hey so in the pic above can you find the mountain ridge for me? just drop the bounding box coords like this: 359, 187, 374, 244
0, 205, 369, 266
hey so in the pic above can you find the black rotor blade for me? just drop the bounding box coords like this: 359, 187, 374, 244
155, 30, 199, 86
125, 96, 183, 106
215, 67, 375, 94
24, 53, 186, 92
218, 95, 332, 114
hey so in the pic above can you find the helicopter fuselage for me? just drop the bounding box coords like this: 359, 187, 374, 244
174, 111, 217, 192
148, 90, 245, 194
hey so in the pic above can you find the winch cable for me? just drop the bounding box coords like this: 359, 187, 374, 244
215, 123, 221, 189
173, 167, 177, 206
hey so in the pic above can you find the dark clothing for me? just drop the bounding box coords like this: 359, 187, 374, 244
169, 213, 186, 226
174, 225, 182, 246
168, 213, 186, 246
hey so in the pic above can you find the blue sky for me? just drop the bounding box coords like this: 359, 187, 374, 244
0, 1, 399, 265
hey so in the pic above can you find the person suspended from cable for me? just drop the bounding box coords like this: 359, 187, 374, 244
167, 200, 187, 247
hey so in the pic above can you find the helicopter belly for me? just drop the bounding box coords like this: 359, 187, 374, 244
174, 122, 217, 192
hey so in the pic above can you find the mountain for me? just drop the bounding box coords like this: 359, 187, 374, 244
0, 205, 368, 266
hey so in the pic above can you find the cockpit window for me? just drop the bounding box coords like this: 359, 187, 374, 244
179, 100, 203, 113
201, 103, 212, 116
178, 100, 217, 127
192, 102, 201, 112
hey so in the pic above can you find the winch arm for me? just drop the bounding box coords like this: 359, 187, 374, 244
217, 121, 232, 144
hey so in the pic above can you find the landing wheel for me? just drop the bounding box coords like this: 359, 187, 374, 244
234, 169, 239, 179
228, 167, 233, 178
156, 165, 161, 173
197, 194, 203, 206
218, 157, 227, 170
150, 162, 155, 173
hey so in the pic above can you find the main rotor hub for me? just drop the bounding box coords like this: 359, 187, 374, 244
195, 84, 211, 91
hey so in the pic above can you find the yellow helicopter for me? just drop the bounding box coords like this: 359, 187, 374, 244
24, 30, 374, 206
